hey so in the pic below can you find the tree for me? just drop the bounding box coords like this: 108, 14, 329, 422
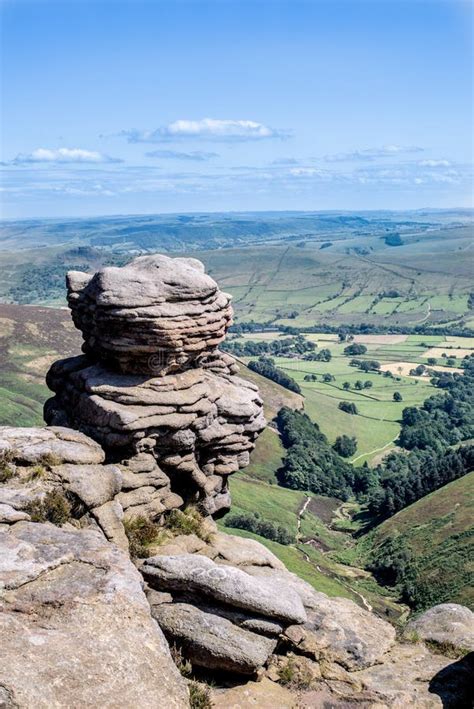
393, 392, 403, 402
344, 343, 367, 356
322, 373, 335, 382
364, 381, 373, 389
343, 382, 351, 390
427, 358, 437, 366
333, 435, 357, 458
355, 380, 363, 390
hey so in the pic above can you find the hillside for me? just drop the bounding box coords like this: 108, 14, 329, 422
356, 473, 474, 611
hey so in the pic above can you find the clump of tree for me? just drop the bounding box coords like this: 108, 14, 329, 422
344, 343, 367, 356
333, 435, 357, 458
224, 334, 315, 358
276, 407, 356, 499
248, 358, 301, 394
338, 401, 358, 415
366, 445, 474, 520
224, 511, 294, 544
383, 233, 403, 246
304, 348, 331, 362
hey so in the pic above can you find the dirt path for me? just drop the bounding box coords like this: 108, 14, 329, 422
296, 496, 374, 612
351, 438, 397, 463
296, 496, 311, 541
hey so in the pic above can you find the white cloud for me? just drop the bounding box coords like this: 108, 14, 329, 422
11, 148, 122, 164
418, 159, 451, 167
122, 118, 290, 143
324, 145, 424, 162
289, 167, 321, 176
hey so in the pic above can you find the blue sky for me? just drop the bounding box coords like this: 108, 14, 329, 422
1, 0, 472, 218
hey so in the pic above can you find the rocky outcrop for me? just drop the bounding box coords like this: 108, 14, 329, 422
44, 255, 265, 517
0, 521, 188, 708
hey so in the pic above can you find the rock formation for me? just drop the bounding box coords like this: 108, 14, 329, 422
44, 254, 265, 517
1, 254, 473, 708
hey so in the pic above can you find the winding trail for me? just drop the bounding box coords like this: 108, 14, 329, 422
351, 438, 397, 463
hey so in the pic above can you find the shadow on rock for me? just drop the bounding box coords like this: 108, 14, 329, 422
429, 652, 474, 708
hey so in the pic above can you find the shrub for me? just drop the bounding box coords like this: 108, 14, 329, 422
39, 452, 62, 467
26, 490, 71, 526
278, 657, 313, 690
170, 644, 192, 678
338, 401, 358, 415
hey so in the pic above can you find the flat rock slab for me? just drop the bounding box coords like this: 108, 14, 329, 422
0, 522, 188, 708
142, 553, 307, 625
0, 426, 105, 465
406, 603, 474, 653
151, 602, 277, 674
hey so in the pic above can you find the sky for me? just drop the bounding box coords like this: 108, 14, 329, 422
1, 0, 473, 218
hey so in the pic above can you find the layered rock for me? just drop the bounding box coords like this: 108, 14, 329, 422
44, 255, 265, 517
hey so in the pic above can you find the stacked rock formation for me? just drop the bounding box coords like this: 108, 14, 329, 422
44, 254, 265, 519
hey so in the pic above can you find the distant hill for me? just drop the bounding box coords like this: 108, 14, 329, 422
358, 473, 474, 610
1, 210, 473, 329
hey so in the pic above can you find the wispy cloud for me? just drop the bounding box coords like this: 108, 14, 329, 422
121, 118, 290, 143
145, 149, 219, 161
10, 148, 123, 165
324, 145, 424, 162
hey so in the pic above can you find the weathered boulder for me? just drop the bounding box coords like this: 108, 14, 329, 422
0, 522, 188, 708
405, 603, 474, 653
142, 553, 307, 625
150, 601, 277, 674
211, 677, 299, 708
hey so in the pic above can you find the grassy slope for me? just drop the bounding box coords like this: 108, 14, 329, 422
357, 473, 474, 610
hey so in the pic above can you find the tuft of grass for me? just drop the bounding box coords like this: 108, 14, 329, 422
170, 644, 192, 678
166, 507, 212, 542
188, 681, 213, 709
27, 464, 47, 481
123, 515, 165, 559
26, 490, 71, 525
424, 639, 470, 660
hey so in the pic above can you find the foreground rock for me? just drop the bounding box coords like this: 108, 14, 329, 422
405, 603, 474, 653
0, 522, 188, 708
